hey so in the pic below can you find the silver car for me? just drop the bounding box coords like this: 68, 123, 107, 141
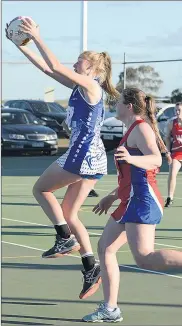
101, 111, 126, 151
157, 104, 176, 140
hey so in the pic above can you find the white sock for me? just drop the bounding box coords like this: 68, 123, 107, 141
55, 222, 67, 226
81, 252, 94, 258
105, 303, 117, 312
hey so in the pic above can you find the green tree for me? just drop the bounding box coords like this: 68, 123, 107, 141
171, 88, 182, 103
116, 65, 163, 94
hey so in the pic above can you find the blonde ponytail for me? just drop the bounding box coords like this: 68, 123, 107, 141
100, 52, 120, 101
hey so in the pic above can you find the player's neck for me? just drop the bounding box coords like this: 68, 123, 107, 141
124, 115, 143, 128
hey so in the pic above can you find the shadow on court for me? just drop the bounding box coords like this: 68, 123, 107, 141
2, 297, 182, 308
2, 262, 182, 275
2, 153, 170, 177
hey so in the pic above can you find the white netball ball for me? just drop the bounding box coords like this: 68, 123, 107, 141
7, 16, 37, 46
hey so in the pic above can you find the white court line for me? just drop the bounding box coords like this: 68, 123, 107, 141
2, 217, 182, 249
2, 240, 182, 280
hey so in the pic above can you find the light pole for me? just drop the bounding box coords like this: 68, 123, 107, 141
123, 52, 126, 89
80, 0, 88, 52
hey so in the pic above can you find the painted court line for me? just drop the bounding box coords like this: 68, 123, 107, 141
2, 255, 40, 259
2, 217, 182, 250
2, 240, 182, 280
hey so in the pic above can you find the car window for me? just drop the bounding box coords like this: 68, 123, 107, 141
48, 103, 66, 113
8, 101, 17, 108
19, 102, 31, 110
1, 111, 42, 125
30, 101, 50, 113
163, 107, 176, 119
25, 112, 44, 124
1, 112, 27, 124
4, 101, 11, 107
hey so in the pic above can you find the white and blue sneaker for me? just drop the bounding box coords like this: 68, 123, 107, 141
82, 302, 123, 323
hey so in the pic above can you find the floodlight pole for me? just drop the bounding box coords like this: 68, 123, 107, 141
80, 0, 88, 52
123, 52, 126, 89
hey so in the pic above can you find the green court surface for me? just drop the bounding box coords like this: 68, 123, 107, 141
1, 156, 182, 326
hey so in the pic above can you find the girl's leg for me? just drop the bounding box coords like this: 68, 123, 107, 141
61, 178, 101, 299
97, 217, 127, 307
82, 218, 126, 322
61, 178, 97, 255
126, 223, 182, 271
33, 161, 82, 224
167, 159, 181, 199
33, 162, 82, 257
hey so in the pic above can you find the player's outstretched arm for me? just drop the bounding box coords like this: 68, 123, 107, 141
20, 18, 96, 91
5, 22, 74, 89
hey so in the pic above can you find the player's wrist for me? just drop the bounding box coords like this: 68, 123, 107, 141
164, 151, 171, 157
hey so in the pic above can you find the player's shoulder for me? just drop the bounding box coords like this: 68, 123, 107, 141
135, 121, 154, 135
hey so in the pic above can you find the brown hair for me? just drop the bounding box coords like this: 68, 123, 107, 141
80, 51, 120, 101
122, 88, 167, 153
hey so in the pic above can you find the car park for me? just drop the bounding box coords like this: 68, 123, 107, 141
1, 108, 58, 155
4, 99, 67, 137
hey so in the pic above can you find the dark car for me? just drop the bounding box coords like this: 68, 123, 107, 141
4, 99, 67, 137
1, 108, 58, 155
47, 102, 66, 112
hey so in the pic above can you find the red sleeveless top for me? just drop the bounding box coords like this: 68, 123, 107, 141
115, 120, 162, 206
171, 118, 182, 154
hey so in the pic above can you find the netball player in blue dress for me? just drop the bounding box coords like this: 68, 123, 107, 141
5, 18, 119, 299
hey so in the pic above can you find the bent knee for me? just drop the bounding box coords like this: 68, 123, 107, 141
134, 252, 154, 270
97, 238, 115, 257
32, 179, 44, 198
32, 182, 39, 198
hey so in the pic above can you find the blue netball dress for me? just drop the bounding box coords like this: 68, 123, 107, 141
56, 84, 107, 178
112, 120, 164, 225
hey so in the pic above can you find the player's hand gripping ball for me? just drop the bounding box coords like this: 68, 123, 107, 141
6, 16, 38, 46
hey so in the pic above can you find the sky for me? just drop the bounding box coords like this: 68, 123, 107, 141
2, 1, 182, 101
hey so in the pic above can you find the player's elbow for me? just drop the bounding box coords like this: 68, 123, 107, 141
50, 62, 60, 73
44, 68, 54, 76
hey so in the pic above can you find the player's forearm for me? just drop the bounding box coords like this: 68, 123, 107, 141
17, 45, 53, 74
33, 35, 62, 73
130, 154, 162, 170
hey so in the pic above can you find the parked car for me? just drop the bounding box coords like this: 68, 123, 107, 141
101, 111, 126, 151
47, 102, 66, 113
4, 99, 67, 137
1, 108, 58, 155
157, 104, 176, 140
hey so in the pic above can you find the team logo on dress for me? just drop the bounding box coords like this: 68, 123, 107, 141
176, 135, 182, 144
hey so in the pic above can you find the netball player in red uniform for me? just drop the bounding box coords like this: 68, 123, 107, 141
165, 102, 182, 207
82, 89, 182, 323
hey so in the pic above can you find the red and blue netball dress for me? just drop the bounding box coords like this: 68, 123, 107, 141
171, 118, 182, 161
112, 120, 164, 224
57, 83, 107, 178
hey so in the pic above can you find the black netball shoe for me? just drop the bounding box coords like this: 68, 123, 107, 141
42, 235, 80, 258
164, 197, 173, 208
